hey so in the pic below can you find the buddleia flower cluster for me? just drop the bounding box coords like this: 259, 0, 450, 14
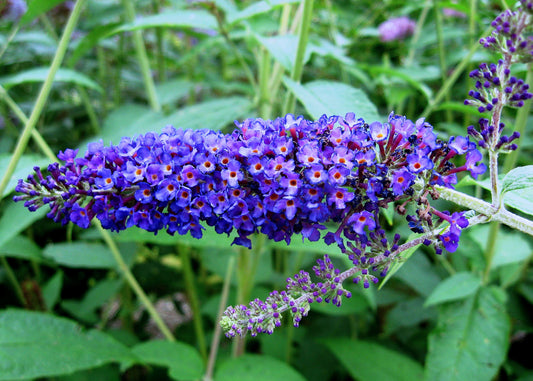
15, 110, 485, 336
466, 0, 533, 154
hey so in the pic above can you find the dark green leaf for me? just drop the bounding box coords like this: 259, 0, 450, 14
424, 272, 481, 307
322, 339, 424, 381
114, 10, 217, 33
425, 286, 510, 381
379, 235, 423, 290
43, 242, 117, 269
0, 154, 50, 199
61, 279, 123, 324
0, 68, 103, 92
0, 235, 44, 262
470, 225, 532, 269
215, 354, 306, 381
132, 341, 204, 381
0, 310, 135, 380
283, 78, 381, 122
20, 0, 66, 25
0, 201, 47, 249
42, 271, 63, 311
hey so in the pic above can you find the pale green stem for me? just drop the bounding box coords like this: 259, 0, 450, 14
180, 246, 207, 361
0, 22, 20, 61
152, 0, 166, 82
0, 0, 87, 198
258, 48, 271, 119
433, 0, 452, 123
97, 223, 175, 341
40, 14, 101, 134
211, 6, 257, 91
483, 221, 500, 283
420, 24, 492, 119
121, 0, 161, 112
266, 4, 302, 116
204, 256, 235, 381
0, 85, 56, 162
436, 186, 533, 236
0, 256, 27, 307
282, 0, 314, 115
406, 0, 431, 66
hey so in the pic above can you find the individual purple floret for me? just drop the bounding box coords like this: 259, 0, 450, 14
14, 113, 484, 253
378, 16, 416, 42
0, 0, 27, 21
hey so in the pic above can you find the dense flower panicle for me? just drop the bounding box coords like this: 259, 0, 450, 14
378, 16, 416, 42
479, 7, 533, 62
465, 61, 533, 113
0, 0, 27, 21
15, 112, 483, 252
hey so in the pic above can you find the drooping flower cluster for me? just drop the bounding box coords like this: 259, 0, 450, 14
378, 16, 416, 42
221, 254, 353, 337
15, 112, 484, 253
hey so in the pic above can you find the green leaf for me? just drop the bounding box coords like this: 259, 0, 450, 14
215, 354, 306, 381
283, 78, 381, 122
0, 235, 45, 262
43, 242, 117, 269
501, 166, 533, 194
132, 341, 204, 381
228, 0, 300, 24
114, 10, 217, 33
425, 286, 510, 381
42, 271, 64, 311
89, 97, 252, 147
0, 68, 103, 92
0, 200, 47, 249
20, 0, 66, 25
322, 339, 424, 381
424, 272, 482, 307
0, 310, 136, 380
61, 279, 124, 324
469, 225, 532, 269
255, 35, 311, 72
0, 153, 50, 199
379, 235, 423, 290
68, 10, 217, 67
384, 297, 437, 335
155, 78, 195, 107
503, 186, 533, 216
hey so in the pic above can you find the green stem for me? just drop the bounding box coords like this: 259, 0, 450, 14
420, 24, 492, 119
0, 0, 87, 198
406, 0, 431, 66
77, 86, 101, 134
0, 22, 20, 61
258, 47, 271, 119
96, 46, 108, 118
436, 186, 533, 236
97, 223, 175, 341
0, 256, 27, 307
482, 221, 500, 283
180, 246, 207, 361
282, 0, 314, 115
0, 85, 56, 162
152, 0, 166, 82
204, 256, 235, 381
121, 0, 161, 112
211, 6, 257, 91
503, 64, 533, 172
433, 0, 452, 123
